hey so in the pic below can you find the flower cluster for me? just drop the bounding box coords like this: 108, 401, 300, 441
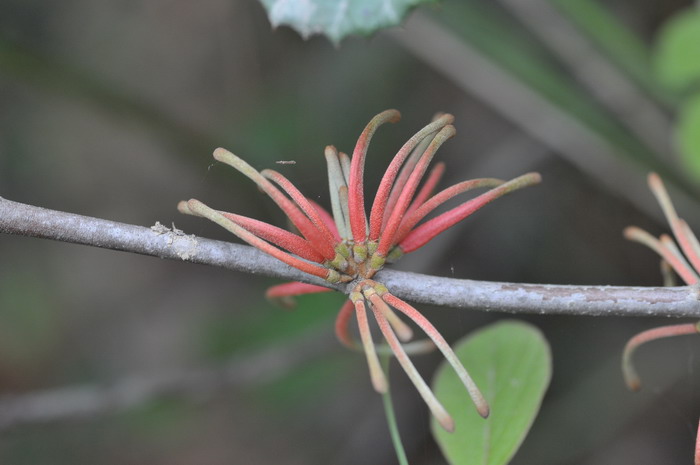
179, 110, 540, 431
622, 173, 700, 391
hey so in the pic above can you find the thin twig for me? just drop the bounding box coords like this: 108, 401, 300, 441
0, 330, 335, 431
498, 0, 672, 157
1, 197, 699, 317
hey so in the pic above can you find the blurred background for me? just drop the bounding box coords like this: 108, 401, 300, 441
1, 0, 699, 463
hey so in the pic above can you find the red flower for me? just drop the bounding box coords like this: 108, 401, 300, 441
179, 110, 540, 431
622, 173, 700, 391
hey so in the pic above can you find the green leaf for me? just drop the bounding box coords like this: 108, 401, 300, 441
654, 8, 700, 93
438, 1, 666, 174
547, 0, 675, 105
257, 0, 435, 44
431, 320, 551, 465
677, 94, 700, 181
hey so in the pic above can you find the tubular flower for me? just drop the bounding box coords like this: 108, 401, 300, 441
622, 173, 700, 391
179, 110, 541, 431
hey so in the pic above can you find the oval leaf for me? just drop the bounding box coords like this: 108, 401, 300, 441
654, 8, 700, 92
258, 0, 435, 44
431, 320, 551, 465
677, 94, 700, 181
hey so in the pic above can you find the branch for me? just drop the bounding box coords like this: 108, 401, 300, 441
498, 0, 672, 157
0, 197, 332, 287
2, 197, 699, 318
0, 330, 335, 430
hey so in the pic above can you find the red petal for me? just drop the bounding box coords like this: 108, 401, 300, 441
348, 110, 401, 242
222, 212, 325, 263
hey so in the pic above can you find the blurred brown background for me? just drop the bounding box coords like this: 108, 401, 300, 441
1, 1, 699, 464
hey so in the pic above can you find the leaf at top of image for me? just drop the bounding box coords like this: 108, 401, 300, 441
258, 0, 435, 44
654, 8, 700, 93
431, 320, 551, 465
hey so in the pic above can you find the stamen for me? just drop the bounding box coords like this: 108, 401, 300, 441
370, 303, 455, 432
339, 152, 351, 186
674, 218, 700, 273
220, 212, 325, 263
335, 323, 436, 356
383, 147, 428, 231
399, 173, 541, 254
382, 115, 455, 229
369, 114, 454, 240
623, 226, 663, 251
307, 199, 341, 242
377, 126, 457, 257
324, 146, 349, 239
262, 169, 338, 249
404, 162, 446, 217
213, 148, 337, 259
649, 173, 700, 274
352, 293, 388, 393
395, 178, 504, 244
177, 201, 195, 216
338, 186, 351, 239
265, 281, 331, 309
348, 110, 401, 243
648, 173, 680, 225
661, 235, 700, 284
334, 299, 356, 349
622, 322, 700, 391
624, 227, 700, 285
383, 292, 490, 418
266, 282, 331, 298
333, 299, 436, 355
185, 199, 334, 281
365, 289, 413, 342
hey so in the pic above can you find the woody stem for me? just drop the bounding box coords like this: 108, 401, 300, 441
2, 198, 700, 318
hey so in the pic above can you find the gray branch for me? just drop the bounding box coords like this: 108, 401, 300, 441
497, 0, 672, 156
0, 329, 335, 431
2, 197, 699, 318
